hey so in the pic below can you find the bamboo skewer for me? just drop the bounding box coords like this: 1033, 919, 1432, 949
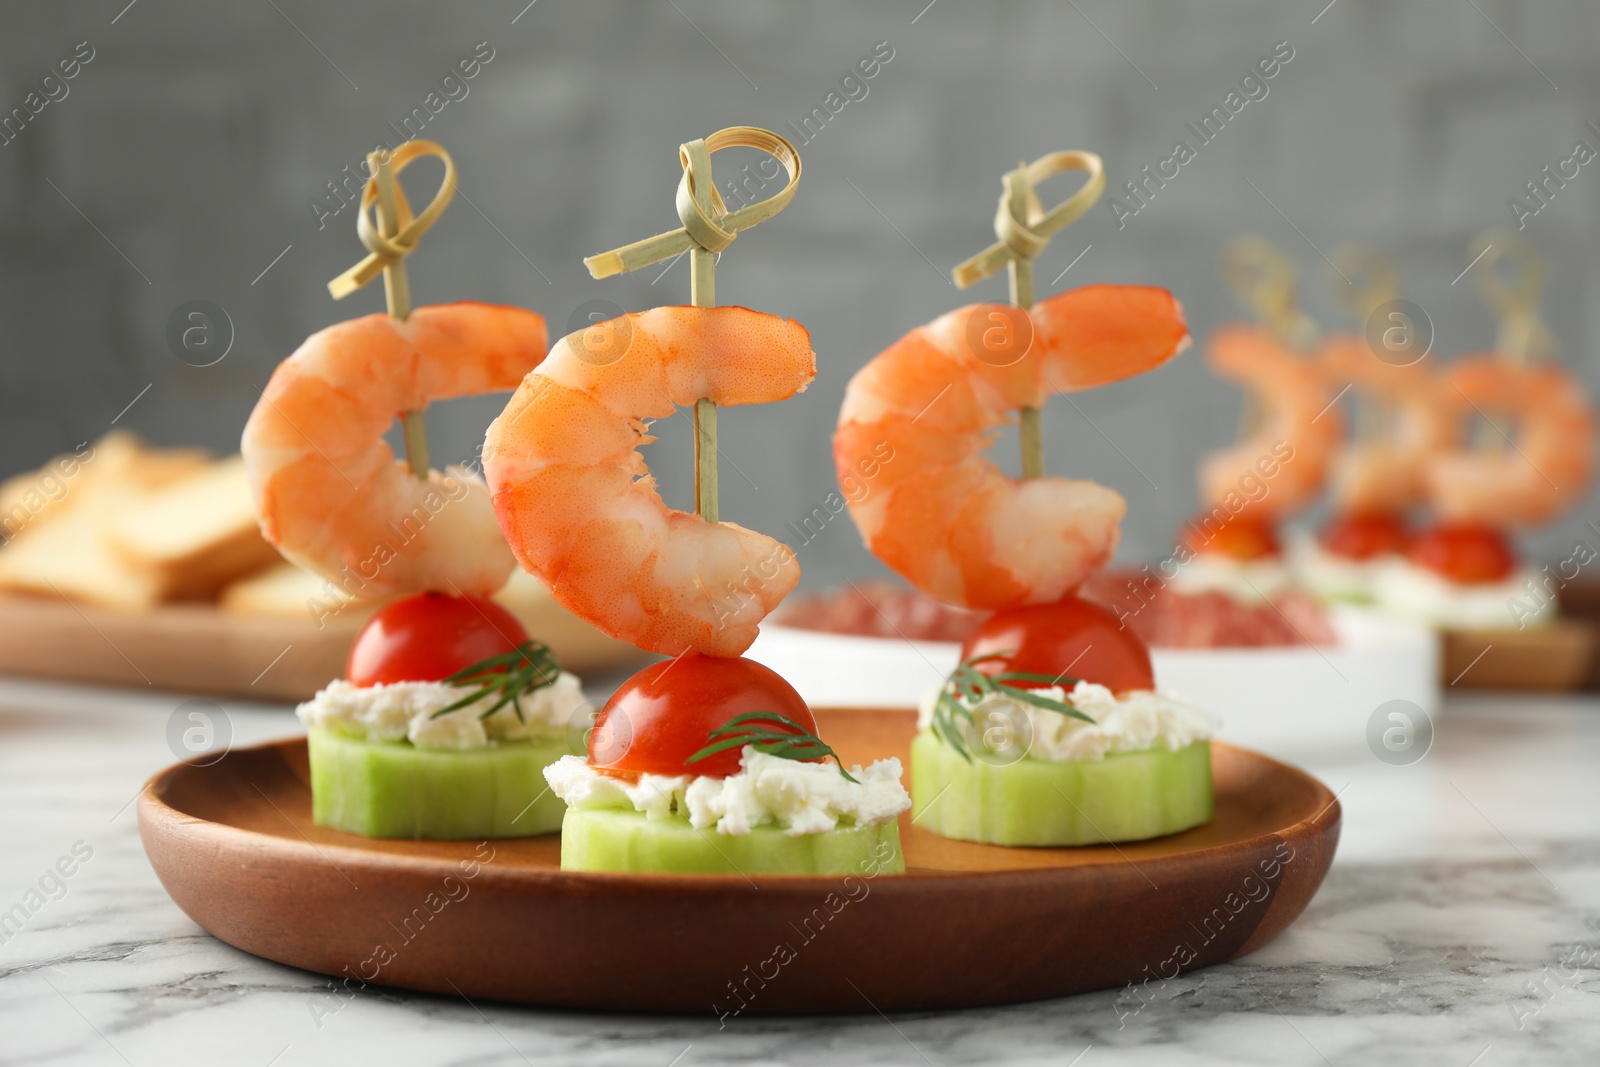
953, 151, 1105, 479
373, 154, 429, 478
1467, 231, 1554, 452
1222, 236, 1317, 440
327, 140, 458, 480
1470, 231, 1553, 366
1331, 244, 1401, 443
584, 126, 802, 524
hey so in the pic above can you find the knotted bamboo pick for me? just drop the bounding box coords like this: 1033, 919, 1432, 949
584, 126, 802, 524
1470, 230, 1554, 365
327, 139, 458, 479
1223, 236, 1318, 440
1331, 244, 1399, 325
953, 151, 1105, 479
1331, 244, 1401, 441
1465, 231, 1555, 452
1223, 235, 1317, 350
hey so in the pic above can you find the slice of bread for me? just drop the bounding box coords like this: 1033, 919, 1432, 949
220, 560, 361, 620
108, 455, 280, 600
0, 440, 211, 611
0, 431, 151, 543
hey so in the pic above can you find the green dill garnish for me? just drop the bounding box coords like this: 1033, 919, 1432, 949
686, 711, 860, 783
931, 651, 1095, 762
429, 641, 563, 723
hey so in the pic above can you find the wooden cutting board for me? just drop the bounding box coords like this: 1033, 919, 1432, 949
0, 593, 645, 702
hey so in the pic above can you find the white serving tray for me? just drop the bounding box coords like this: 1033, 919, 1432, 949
745, 606, 1440, 763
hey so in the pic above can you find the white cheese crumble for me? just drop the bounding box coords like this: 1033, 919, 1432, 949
296, 672, 587, 751
543, 747, 912, 837
918, 681, 1218, 763
1374, 559, 1555, 631
1168, 552, 1292, 604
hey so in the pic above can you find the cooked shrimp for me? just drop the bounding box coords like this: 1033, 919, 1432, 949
242, 302, 548, 598
1424, 354, 1595, 526
834, 285, 1189, 610
483, 306, 816, 658
1198, 325, 1343, 516
1316, 334, 1460, 512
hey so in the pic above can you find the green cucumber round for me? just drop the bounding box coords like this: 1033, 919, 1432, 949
559, 807, 905, 876
910, 730, 1213, 846
307, 728, 578, 839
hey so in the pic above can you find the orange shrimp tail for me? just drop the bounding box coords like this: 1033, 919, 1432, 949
835, 286, 1187, 611
1032, 284, 1191, 390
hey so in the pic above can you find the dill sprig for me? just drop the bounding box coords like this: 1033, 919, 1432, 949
931, 650, 1095, 762
687, 711, 860, 783
429, 641, 563, 723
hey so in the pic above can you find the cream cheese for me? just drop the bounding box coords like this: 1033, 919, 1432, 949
296, 672, 588, 751
1169, 552, 1292, 603
918, 681, 1218, 762
543, 747, 912, 837
1374, 559, 1555, 631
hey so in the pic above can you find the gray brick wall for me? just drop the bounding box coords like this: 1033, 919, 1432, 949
3, 0, 1598, 586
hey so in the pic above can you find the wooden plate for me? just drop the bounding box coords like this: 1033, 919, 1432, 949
139, 709, 1340, 1014
0, 591, 644, 702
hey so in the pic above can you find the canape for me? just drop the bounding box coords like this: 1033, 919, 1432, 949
298, 592, 587, 839
545, 655, 910, 874
910, 596, 1215, 846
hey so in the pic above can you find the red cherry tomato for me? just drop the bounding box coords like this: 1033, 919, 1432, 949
346, 592, 530, 686
1181, 510, 1281, 561
589, 654, 817, 778
1320, 509, 1410, 560
960, 595, 1155, 693
1409, 522, 1517, 585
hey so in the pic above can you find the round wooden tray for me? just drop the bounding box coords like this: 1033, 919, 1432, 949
138, 709, 1340, 1014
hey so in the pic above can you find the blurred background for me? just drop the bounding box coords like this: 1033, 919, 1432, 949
4, 0, 1599, 590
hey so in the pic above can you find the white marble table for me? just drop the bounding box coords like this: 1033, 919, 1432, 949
1, 675, 1597, 1066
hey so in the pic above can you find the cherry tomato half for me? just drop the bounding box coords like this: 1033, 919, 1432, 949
1181, 509, 1281, 561
1320, 509, 1410, 561
589, 654, 817, 778
960, 595, 1155, 693
346, 592, 530, 686
1409, 522, 1517, 585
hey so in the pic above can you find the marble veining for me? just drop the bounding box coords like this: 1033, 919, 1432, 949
1, 679, 1598, 1066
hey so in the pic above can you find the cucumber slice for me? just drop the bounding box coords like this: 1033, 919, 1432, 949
910, 730, 1213, 846
307, 728, 578, 839
560, 808, 905, 876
